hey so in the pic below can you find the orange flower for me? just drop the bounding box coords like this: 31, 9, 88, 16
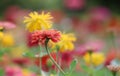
31, 29, 61, 44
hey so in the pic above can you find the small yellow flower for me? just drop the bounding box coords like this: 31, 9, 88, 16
50, 74, 55, 76
1, 34, 14, 47
83, 52, 105, 66
24, 11, 53, 32
22, 69, 34, 76
11, 46, 28, 58
51, 33, 76, 52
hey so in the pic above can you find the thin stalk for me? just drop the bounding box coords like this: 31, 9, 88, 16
45, 38, 66, 76
56, 45, 61, 76
39, 45, 42, 75
109, 31, 117, 49
89, 52, 93, 76
112, 71, 117, 76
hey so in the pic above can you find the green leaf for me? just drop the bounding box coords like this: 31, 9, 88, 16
0, 68, 4, 76
80, 64, 91, 72
23, 51, 35, 58
67, 59, 77, 76
0, 51, 4, 57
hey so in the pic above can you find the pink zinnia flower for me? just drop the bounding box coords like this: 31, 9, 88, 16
64, 0, 85, 10
4, 6, 29, 23
0, 21, 16, 29
75, 40, 104, 56
5, 66, 22, 76
89, 7, 110, 21
32, 29, 61, 44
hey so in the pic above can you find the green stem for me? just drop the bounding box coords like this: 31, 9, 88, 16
39, 45, 42, 75
112, 71, 117, 76
109, 31, 117, 49
89, 52, 93, 76
45, 38, 66, 76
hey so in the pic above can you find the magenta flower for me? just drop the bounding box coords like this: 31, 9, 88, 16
64, 0, 85, 10
4, 5, 29, 23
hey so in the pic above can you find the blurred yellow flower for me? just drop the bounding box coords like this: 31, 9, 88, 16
0, 32, 4, 40
1, 34, 14, 47
0, 26, 4, 31
24, 11, 53, 32
50, 74, 55, 76
83, 52, 105, 66
22, 69, 34, 76
51, 33, 76, 52
10, 46, 28, 58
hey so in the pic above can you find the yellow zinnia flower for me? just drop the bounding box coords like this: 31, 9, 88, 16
24, 11, 53, 32
83, 52, 105, 66
1, 34, 14, 47
51, 33, 76, 52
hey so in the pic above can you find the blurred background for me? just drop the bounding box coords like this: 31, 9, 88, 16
0, 0, 120, 76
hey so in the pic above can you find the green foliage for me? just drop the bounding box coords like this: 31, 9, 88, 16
66, 59, 77, 76
0, 68, 4, 76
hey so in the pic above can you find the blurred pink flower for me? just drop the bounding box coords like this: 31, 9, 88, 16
0, 21, 16, 29
89, 7, 111, 21
87, 20, 104, 33
4, 6, 29, 23
5, 66, 36, 76
64, 0, 85, 10
51, 10, 65, 23
5, 66, 22, 76
75, 40, 104, 56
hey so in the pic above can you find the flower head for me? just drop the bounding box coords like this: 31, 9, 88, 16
83, 52, 105, 66
32, 29, 61, 44
52, 33, 76, 52
24, 11, 53, 32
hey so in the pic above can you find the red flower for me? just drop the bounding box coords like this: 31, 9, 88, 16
26, 32, 38, 47
34, 52, 73, 72
104, 50, 116, 66
12, 58, 30, 65
35, 53, 56, 72
32, 29, 61, 44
